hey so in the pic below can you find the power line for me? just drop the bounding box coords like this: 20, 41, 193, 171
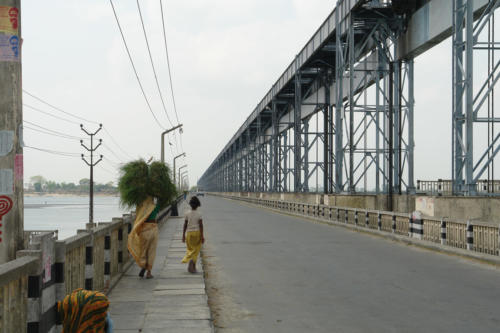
24, 125, 81, 141
24, 145, 81, 157
103, 128, 134, 160
136, 0, 181, 157
159, 0, 184, 153
24, 103, 80, 125
136, 0, 174, 128
102, 143, 125, 163
24, 120, 85, 141
159, 0, 180, 125
23, 90, 99, 125
24, 92, 131, 157
109, 0, 166, 130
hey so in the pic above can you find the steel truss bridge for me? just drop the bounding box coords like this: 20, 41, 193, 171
199, 0, 500, 196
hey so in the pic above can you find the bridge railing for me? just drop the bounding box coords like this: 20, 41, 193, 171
0, 197, 181, 333
214, 193, 500, 258
417, 180, 500, 196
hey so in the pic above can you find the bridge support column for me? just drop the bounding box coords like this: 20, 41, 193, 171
294, 68, 303, 192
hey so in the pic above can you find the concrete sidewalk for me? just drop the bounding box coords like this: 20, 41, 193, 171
108, 215, 213, 333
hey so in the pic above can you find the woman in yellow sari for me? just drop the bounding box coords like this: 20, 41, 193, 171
128, 196, 159, 279
182, 196, 204, 273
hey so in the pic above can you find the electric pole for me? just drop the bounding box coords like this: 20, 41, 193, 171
0, 0, 23, 264
80, 124, 103, 229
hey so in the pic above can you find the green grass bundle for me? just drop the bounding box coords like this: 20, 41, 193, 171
118, 159, 177, 209
149, 161, 176, 208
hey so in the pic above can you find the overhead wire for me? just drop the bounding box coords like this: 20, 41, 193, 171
136, 0, 174, 128
24, 104, 81, 125
23, 90, 99, 125
159, 0, 185, 152
136, 0, 180, 155
103, 128, 134, 160
24, 145, 81, 157
109, 0, 166, 130
23, 121, 86, 141
24, 91, 134, 160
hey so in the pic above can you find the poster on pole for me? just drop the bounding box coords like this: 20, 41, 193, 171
0, 33, 19, 62
0, 6, 19, 34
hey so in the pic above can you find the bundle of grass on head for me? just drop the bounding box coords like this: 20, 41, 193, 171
118, 159, 176, 209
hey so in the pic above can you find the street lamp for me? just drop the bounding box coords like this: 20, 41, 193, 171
178, 165, 187, 189
161, 124, 183, 163
173, 153, 186, 186
182, 175, 189, 191
181, 172, 188, 191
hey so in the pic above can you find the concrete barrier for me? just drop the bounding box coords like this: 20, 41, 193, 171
213, 193, 500, 262
0, 197, 181, 333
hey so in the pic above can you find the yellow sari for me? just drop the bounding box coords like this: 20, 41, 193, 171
128, 197, 158, 270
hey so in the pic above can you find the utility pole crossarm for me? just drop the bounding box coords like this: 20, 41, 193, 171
81, 124, 104, 226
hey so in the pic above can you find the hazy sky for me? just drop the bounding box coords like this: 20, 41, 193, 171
20, 0, 482, 187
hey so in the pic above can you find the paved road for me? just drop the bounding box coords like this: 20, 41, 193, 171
201, 196, 500, 333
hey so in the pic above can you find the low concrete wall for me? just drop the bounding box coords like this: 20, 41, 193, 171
0, 197, 181, 333
222, 192, 416, 213
432, 197, 500, 226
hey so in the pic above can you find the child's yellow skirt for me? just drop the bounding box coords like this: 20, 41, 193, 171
182, 230, 202, 264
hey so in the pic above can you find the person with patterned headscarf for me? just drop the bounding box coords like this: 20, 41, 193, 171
57, 288, 113, 333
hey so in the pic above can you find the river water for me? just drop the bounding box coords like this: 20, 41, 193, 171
24, 195, 127, 240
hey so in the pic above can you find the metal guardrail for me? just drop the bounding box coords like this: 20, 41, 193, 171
417, 180, 500, 196
214, 194, 500, 257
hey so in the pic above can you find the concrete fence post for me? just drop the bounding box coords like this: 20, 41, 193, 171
440, 218, 447, 245
85, 237, 94, 290
19, 232, 57, 333
392, 214, 396, 233
365, 211, 369, 228
117, 227, 124, 272
498, 224, 500, 256
409, 215, 413, 238
104, 232, 111, 289
54, 241, 66, 313
466, 220, 474, 251
377, 212, 381, 231
411, 211, 423, 240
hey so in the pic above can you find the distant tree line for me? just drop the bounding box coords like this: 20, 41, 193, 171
26, 175, 117, 194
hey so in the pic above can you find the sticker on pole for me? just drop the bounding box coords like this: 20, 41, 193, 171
0, 7, 19, 34
0, 169, 13, 194
0, 131, 14, 156
14, 154, 22, 180
0, 33, 20, 62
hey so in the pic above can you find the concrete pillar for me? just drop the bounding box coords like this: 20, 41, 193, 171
0, 0, 23, 264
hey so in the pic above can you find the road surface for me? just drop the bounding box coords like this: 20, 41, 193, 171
200, 195, 500, 332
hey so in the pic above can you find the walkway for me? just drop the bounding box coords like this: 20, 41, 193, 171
108, 211, 213, 333
202, 196, 500, 332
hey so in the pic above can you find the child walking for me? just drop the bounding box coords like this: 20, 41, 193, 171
182, 196, 204, 273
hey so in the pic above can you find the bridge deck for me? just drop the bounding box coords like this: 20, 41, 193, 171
108, 204, 213, 333
202, 195, 500, 332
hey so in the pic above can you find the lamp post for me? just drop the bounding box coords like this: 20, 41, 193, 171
161, 124, 183, 163
178, 165, 187, 189
181, 172, 188, 191
182, 175, 189, 191
173, 153, 186, 186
